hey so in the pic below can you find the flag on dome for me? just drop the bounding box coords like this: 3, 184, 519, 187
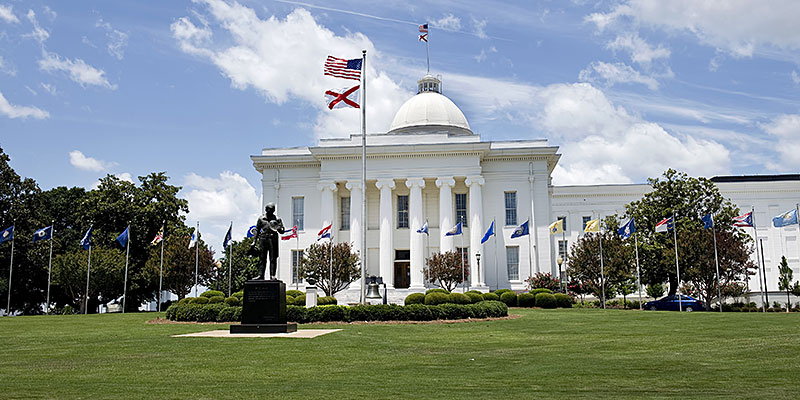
151, 226, 164, 246
617, 218, 635, 240
584, 219, 600, 233
732, 212, 753, 228
772, 209, 798, 228
247, 225, 257, 238
81, 225, 93, 250
325, 86, 360, 109
0, 225, 13, 245
481, 220, 495, 244
511, 220, 529, 238
282, 226, 298, 241
416, 221, 429, 235
445, 221, 462, 236
33, 225, 53, 243
701, 214, 714, 230
317, 224, 332, 241
548, 219, 563, 235
418, 23, 428, 42
655, 217, 673, 233
323, 56, 361, 81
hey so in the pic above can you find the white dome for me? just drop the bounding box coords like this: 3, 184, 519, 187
388, 92, 471, 134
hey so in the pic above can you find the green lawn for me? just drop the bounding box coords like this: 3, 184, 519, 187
2, 309, 798, 399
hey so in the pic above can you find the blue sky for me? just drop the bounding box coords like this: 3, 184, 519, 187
2, 0, 799, 248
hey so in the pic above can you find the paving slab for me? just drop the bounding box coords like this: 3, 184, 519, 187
172, 329, 341, 338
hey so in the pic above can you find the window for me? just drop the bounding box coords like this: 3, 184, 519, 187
558, 215, 567, 231
291, 250, 304, 284
340, 197, 350, 230
504, 192, 517, 226
397, 195, 409, 228
558, 240, 568, 261
292, 197, 304, 230
455, 193, 468, 227
582, 216, 591, 231
506, 246, 519, 281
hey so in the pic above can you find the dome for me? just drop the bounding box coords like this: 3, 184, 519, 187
388, 75, 472, 135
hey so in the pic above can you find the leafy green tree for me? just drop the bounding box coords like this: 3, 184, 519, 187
51, 245, 126, 313
299, 241, 360, 296
425, 251, 468, 292
646, 283, 665, 299
145, 233, 215, 300
214, 237, 259, 296
777, 256, 794, 311
616, 279, 637, 308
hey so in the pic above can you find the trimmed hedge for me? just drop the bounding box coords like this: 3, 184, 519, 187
553, 293, 573, 308
224, 296, 240, 307
499, 291, 517, 307
192, 297, 209, 305
426, 288, 450, 295
425, 292, 449, 305
481, 292, 500, 301
494, 289, 513, 297
294, 294, 306, 305
232, 291, 243, 299
529, 288, 553, 296
517, 292, 536, 307
465, 290, 482, 295
208, 295, 224, 304
535, 293, 557, 308
318, 296, 338, 306
405, 293, 426, 305
201, 290, 225, 298
448, 293, 471, 305
465, 292, 484, 304
286, 295, 295, 305
286, 290, 304, 297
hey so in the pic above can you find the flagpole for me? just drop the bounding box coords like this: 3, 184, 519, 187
228, 221, 232, 297
84, 240, 91, 314
634, 228, 642, 310
360, 49, 367, 304
295, 234, 300, 291
329, 222, 334, 296
122, 224, 130, 313
426, 23, 430, 73
158, 222, 165, 312
599, 228, 605, 310
711, 215, 722, 312
560, 226, 566, 292
194, 221, 199, 297
749, 207, 757, 306
527, 221, 533, 283
493, 218, 498, 290
760, 238, 769, 307
673, 213, 682, 312
6, 223, 14, 316
46, 221, 54, 315
461, 232, 466, 293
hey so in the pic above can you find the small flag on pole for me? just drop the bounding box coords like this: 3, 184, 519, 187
733, 212, 753, 227
701, 214, 714, 230
188, 229, 198, 249
481, 220, 495, 244
223, 223, 232, 248
282, 225, 298, 241
548, 219, 563, 235
584, 219, 601, 233
418, 23, 428, 42
317, 224, 332, 241
416, 221, 429, 235
151, 226, 164, 246
655, 217, 673, 233
325, 86, 360, 109
445, 221, 463, 236
617, 218, 635, 239
772, 209, 798, 227
324, 56, 362, 81
246, 225, 257, 238
116, 226, 130, 248
511, 220, 529, 238
33, 225, 53, 243
0, 225, 13, 245
81, 226, 93, 250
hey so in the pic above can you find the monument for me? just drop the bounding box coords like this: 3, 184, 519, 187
230, 203, 297, 334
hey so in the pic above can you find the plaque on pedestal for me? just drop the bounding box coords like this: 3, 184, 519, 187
230, 280, 297, 334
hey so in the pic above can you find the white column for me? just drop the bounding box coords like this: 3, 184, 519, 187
346, 181, 363, 290
376, 179, 395, 288
317, 181, 338, 229
466, 176, 485, 287
436, 176, 455, 253
406, 178, 426, 289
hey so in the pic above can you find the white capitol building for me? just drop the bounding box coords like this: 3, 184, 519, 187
252, 74, 800, 304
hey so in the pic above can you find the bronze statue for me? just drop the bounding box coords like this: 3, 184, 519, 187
250, 202, 285, 280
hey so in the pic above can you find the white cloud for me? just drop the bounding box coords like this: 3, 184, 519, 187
96, 18, 129, 60
0, 90, 49, 119
433, 13, 461, 31
181, 171, 261, 251
24, 9, 48, 43
761, 114, 800, 170
69, 150, 116, 172
578, 61, 660, 90
606, 33, 670, 65
0, 4, 18, 23
471, 17, 488, 39
171, 1, 410, 138
0, 55, 15, 76
42, 5, 56, 20
38, 50, 117, 89
792, 70, 800, 85
40, 82, 56, 95
588, 0, 800, 58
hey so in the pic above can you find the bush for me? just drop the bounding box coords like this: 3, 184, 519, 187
287, 305, 307, 323
178, 297, 193, 305
448, 292, 472, 305
217, 306, 241, 322
200, 290, 225, 298
466, 290, 482, 295
232, 290, 244, 299
493, 289, 512, 297
224, 296, 240, 307
535, 293, 557, 308
517, 292, 536, 307
306, 305, 347, 322
191, 297, 209, 305
294, 294, 306, 306
425, 292, 450, 305
465, 292, 484, 304
529, 288, 553, 296
318, 296, 338, 306
426, 288, 450, 295
286, 290, 304, 297
482, 292, 499, 301
499, 291, 517, 307
403, 304, 434, 321
405, 293, 426, 305
286, 295, 295, 306
208, 295, 224, 304
553, 293, 573, 308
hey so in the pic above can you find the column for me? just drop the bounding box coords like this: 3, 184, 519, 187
376, 179, 395, 288
406, 178, 426, 289
436, 176, 455, 252
466, 176, 485, 287
317, 181, 338, 229
346, 181, 363, 290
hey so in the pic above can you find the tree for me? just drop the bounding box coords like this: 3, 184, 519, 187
146, 233, 215, 300
777, 256, 794, 311
51, 245, 125, 313
616, 279, 637, 308
721, 281, 748, 304
212, 237, 259, 296
299, 241, 360, 296
424, 251, 468, 292
525, 272, 561, 291
646, 283, 665, 299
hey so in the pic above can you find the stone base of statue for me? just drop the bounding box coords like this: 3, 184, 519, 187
230, 279, 297, 334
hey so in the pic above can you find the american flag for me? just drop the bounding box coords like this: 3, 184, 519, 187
419, 23, 428, 42
324, 56, 362, 81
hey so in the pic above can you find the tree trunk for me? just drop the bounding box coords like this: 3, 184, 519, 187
668, 275, 678, 295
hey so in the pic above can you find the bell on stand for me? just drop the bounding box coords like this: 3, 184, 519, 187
366, 275, 382, 304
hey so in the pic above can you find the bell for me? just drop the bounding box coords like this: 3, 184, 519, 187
366, 282, 382, 299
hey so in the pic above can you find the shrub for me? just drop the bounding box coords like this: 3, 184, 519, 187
196, 303, 225, 322
200, 290, 225, 298
517, 292, 536, 307
178, 297, 193, 305
425, 292, 450, 305
481, 292, 499, 301
217, 306, 241, 322
287, 305, 307, 323
466, 290, 482, 295
306, 305, 347, 322
448, 292, 472, 305
530, 288, 554, 296
232, 290, 244, 299
499, 291, 517, 307
426, 288, 450, 295
208, 295, 225, 304
553, 293, 573, 308
494, 289, 512, 297
525, 272, 561, 291
224, 296, 240, 307
294, 294, 306, 306
465, 292, 484, 304
192, 297, 209, 305
285, 295, 295, 306
286, 290, 304, 297
404, 304, 434, 321
535, 293, 557, 309
165, 303, 179, 320
405, 293, 426, 305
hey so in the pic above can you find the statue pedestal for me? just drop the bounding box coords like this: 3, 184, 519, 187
230, 279, 297, 334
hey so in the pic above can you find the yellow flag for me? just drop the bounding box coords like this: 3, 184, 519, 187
584, 219, 600, 233
548, 219, 563, 235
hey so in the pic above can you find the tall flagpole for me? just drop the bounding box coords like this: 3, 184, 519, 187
228, 221, 232, 297
329, 222, 334, 296
749, 207, 758, 306
6, 222, 14, 316
599, 229, 605, 310
194, 221, 199, 297
634, 228, 642, 310
84, 239, 91, 314
461, 232, 466, 293
527, 220, 533, 283
360, 49, 367, 304
760, 238, 769, 307
122, 225, 130, 313
673, 213, 682, 312
426, 23, 430, 73
561, 226, 566, 291
493, 217, 498, 290
295, 233, 300, 291
46, 221, 54, 314
711, 214, 722, 312
158, 221, 165, 312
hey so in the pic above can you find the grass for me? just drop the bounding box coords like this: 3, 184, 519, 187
2, 309, 799, 399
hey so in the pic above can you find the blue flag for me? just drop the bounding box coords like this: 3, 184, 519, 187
33, 225, 53, 243
81, 225, 92, 250
617, 218, 635, 240
445, 221, 462, 236
116, 226, 130, 248
481, 220, 495, 244
223, 223, 232, 248
510, 220, 529, 239
773, 209, 798, 228
416, 221, 429, 235
246, 225, 257, 238
701, 214, 714, 230
0, 225, 13, 245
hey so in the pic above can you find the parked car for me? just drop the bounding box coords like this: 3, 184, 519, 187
644, 295, 705, 312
